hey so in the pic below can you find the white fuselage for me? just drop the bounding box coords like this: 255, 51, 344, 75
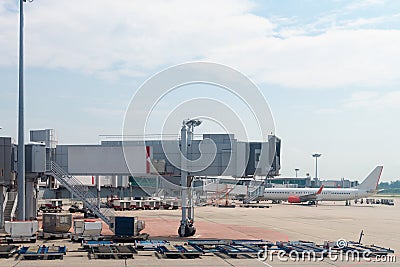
264, 188, 374, 202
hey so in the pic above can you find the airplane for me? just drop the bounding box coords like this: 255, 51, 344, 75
263, 166, 383, 203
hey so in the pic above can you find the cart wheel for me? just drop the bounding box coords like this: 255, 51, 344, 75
189, 227, 196, 236
178, 225, 196, 237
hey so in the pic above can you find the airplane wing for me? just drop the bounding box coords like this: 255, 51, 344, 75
299, 185, 324, 202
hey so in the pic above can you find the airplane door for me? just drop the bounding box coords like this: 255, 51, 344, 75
355, 192, 358, 199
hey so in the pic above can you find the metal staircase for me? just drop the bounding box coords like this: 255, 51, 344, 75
4, 200, 14, 221
243, 184, 265, 204
46, 161, 115, 228
3, 194, 16, 221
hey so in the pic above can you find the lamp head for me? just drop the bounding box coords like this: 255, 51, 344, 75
185, 119, 202, 128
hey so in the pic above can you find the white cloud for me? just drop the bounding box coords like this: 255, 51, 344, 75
345, 91, 400, 109
0, 1, 270, 72
210, 29, 400, 88
1, 1, 400, 89
344, 0, 386, 11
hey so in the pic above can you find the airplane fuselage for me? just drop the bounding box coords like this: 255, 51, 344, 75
264, 188, 375, 202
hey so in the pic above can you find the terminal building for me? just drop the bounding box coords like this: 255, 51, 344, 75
319, 179, 359, 188
267, 177, 358, 188
267, 177, 312, 188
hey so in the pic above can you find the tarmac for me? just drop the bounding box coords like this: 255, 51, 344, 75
1, 197, 398, 266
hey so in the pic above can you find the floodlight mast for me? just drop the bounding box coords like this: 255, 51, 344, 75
295, 168, 299, 178
178, 119, 201, 237
312, 153, 322, 180
17, 0, 26, 221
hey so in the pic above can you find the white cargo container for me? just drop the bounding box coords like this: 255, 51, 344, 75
121, 200, 131, 210
143, 200, 152, 210
71, 219, 102, 241
5, 221, 39, 242
153, 200, 161, 210
113, 199, 122, 210
129, 200, 137, 209
74, 220, 102, 235
131, 200, 144, 210
112, 200, 131, 210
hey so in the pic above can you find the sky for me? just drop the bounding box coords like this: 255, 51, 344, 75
0, 0, 399, 182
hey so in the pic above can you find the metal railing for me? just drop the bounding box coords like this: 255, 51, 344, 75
243, 185, 265, 204
46, 161, 114, 228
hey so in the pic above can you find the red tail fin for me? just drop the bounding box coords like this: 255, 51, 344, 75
316, 185, 324, 195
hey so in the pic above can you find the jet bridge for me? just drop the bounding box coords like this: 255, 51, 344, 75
2, 128, 281, 234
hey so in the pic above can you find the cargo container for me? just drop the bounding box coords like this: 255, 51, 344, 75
172, 200, 180, 210
143, 200, 161, 210
112, 216, 145, 237
5, 221, 38, 242
132, 200, 144, 210
129, 200, 137, 209
162, 201, 172, 209
112, 200, 130, 210
74, 220, 102, 235
42, 213, 72, 233
113, 199, 122, 210
153, 200, 161, 210
121, 200, 131, 210
143, 200, 152, 210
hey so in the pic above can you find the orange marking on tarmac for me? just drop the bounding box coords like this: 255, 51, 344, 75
141, 217, 289, 241
38, 213, 289, 241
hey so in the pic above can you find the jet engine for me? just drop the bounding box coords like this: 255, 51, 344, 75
288, 196, 301, 203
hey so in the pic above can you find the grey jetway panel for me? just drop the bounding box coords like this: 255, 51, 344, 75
0, 137, 12, 185
67, 146, 146, 175
255, 142, 270, 176
235, 142, 248, 177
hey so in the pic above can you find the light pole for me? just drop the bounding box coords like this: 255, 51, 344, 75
294, 168, 299, 178
312, 153, 322, 180
17, 0, 27, 221
179, 118, 201, 237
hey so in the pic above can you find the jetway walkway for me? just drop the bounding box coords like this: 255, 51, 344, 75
46, 161, 115, 228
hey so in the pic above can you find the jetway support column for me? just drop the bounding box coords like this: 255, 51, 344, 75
96, 175, 100, 209
178, 120, 197, 237
25, 175, 35, 220
179, 124, 188, 237
0, 186, 4, 228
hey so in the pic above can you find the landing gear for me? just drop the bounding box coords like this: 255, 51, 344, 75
178, 218, 196, 237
